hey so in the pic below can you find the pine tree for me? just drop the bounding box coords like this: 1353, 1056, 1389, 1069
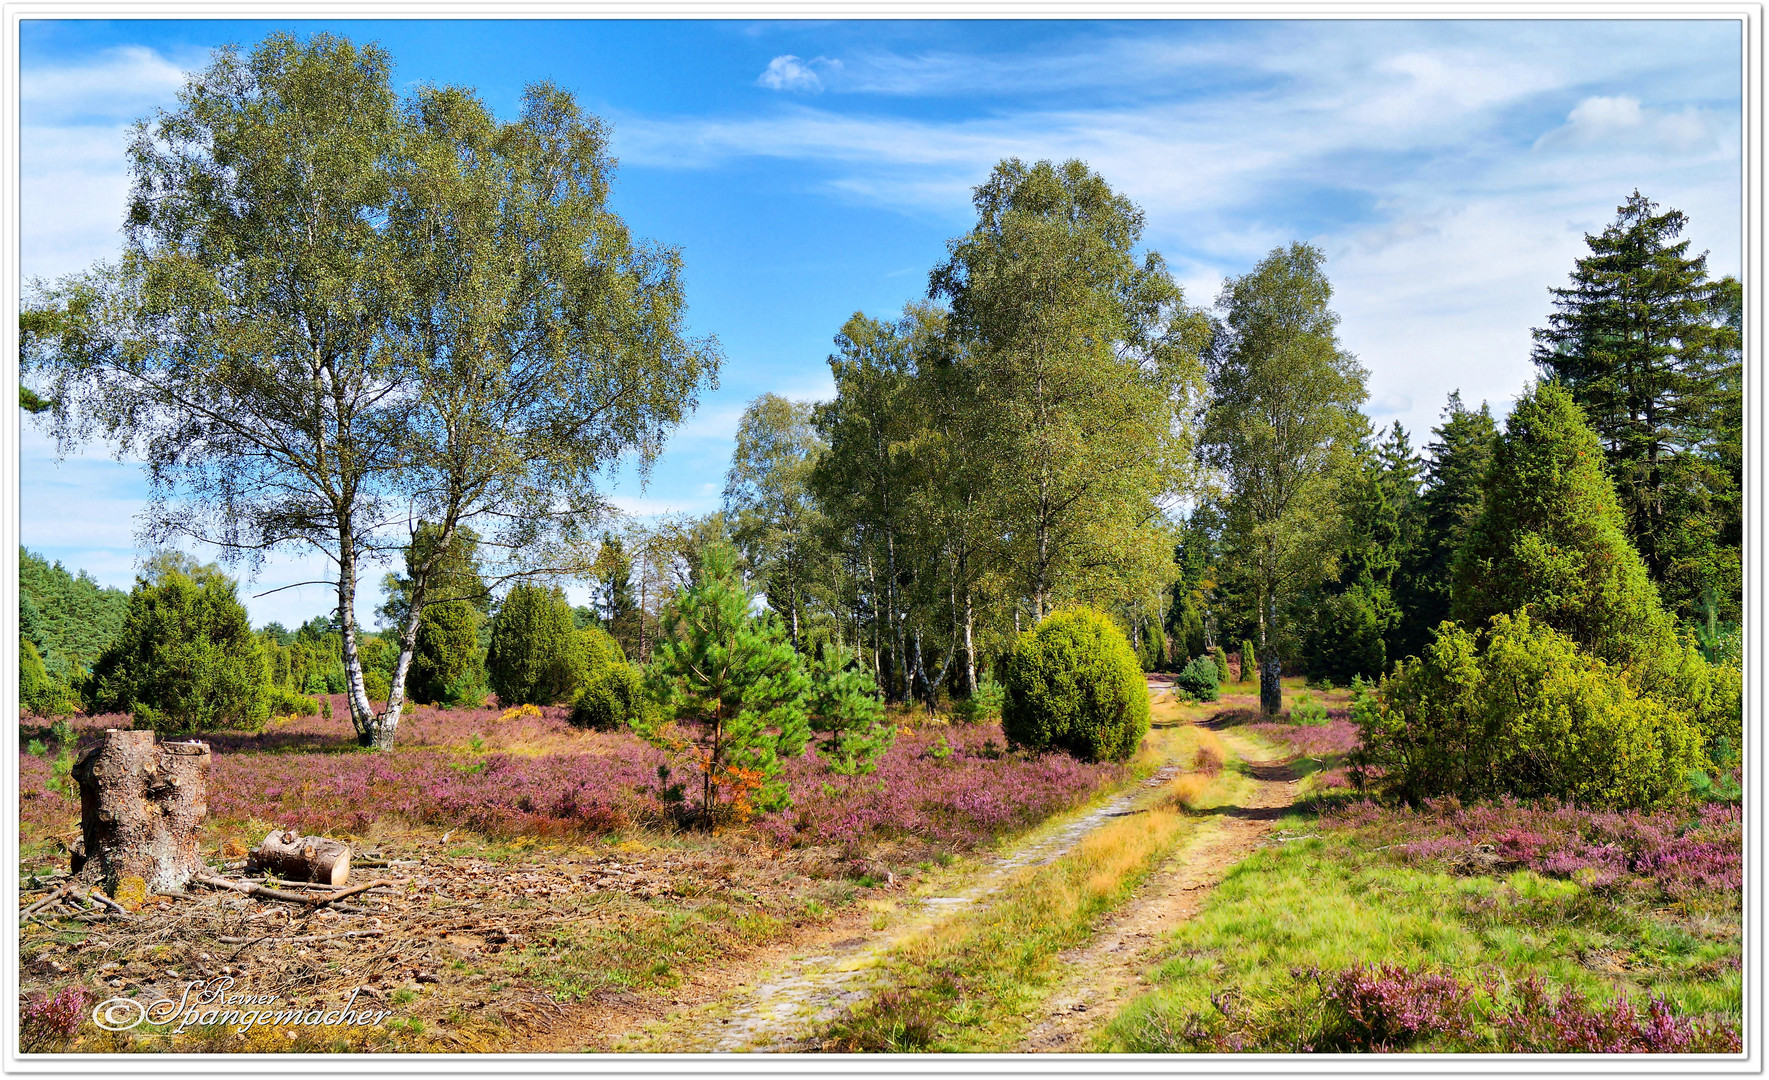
806, 644, 894, 776
1531, 191, 1734, 616
637, 541, 810, 823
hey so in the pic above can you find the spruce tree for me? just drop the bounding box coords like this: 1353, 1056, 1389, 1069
1391, 392, 1497, 662
806, 644, 895, 776
1531, 192, 1734, 616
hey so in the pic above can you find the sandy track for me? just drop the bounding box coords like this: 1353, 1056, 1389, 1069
1020, 727, 1299, 1052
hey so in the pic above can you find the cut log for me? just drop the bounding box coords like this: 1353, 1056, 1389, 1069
71, 730, 210, 894
247, 830, 351, 886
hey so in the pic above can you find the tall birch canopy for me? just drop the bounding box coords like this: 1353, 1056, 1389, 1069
22, 33, 720, 749
930, 158, 1209, 622
1202, 242, 1368, 715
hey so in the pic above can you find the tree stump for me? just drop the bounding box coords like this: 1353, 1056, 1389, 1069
247, 830, 352, 886
71, 729, 211, 894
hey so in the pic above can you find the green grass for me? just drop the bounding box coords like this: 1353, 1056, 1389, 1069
1100, 816, 1742, 1052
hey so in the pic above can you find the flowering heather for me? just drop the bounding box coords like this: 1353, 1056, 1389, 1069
1319, 964, 1476, 1051
1246, 719, 1360, 760
19, 985, 92, 1052
1490, 976, 1741, 1053
18, 715, 1117, 853
1323, 797, 1741, 902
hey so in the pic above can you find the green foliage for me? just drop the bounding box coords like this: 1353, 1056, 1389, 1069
1449, 381, 1722, 733
1134, 623, 1166, 673
266, 686, 321, 719
1391, 393, 1497, 662
1532, 192, 1739, 620
486, 584, 586, 707
1175, 655, 1221, 703
1301, 585, 1393, 686
86, 568, 270, 732
1288, 691, 1329, 726
931, 158, 1209, 620
20, 547, 128, 683
1210, 645, 1230, 684
1002, 608, 1149, 763
1352, 613, 1706, 810
1203, 242, 1369, 715
1240, 639, 1257, 683
408, 600, 485, 706
19, 640, 75, 718
637, 541, 811, 822
807, 644, 895, 776
951, 675, 1006, 724
570, 662, 647, 732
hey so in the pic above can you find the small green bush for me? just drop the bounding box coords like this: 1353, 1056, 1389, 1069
267, 686, 320, 718
85, 568, 270, 732
952, 674, 1005, 723
19, 641, 74, 718
1002, 607, 1148, 763
1240, 639, 1257, 683
1210, 645, 1230, 685
569, 662, 646, 731
1288, 691, 1329, 726
408, 600, 484, 706
362, 668, 391, 704
1352, 612, 1707, 810
808, 644, 895, 775
1175, 655, 1220, 703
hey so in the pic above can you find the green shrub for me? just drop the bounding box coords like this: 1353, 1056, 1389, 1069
362, 668, 391, 704
487, 584, 586, 706
85, 568, 270, 732
1002, 607, 1148, 763
952, 674, 1006, 723
408, 600, 484, 706
266, 686, 320, 718
570, 662, 646, 731
1240, 639, 1257, 683
808, 644, 894, 775
1210, 645, 1230, 685
1288, 691, 1329, 726
19, 640, 74, 718
1352, 612, 1707, 810
1175, 655, 1220, 703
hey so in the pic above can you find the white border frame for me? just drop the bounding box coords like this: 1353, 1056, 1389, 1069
2, 3, 1760, 1076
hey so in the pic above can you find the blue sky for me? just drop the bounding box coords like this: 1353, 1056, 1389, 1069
17, 18, 1745, 627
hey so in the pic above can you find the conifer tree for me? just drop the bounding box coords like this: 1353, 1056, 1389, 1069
637, 541, 810, 823
1391, 392, 1497, 662
1531, 191, 1734, 616
806, 644, 894, 776
486, 584, 585, 706
1450, 382, 1700, 705
86, 565, 270, 732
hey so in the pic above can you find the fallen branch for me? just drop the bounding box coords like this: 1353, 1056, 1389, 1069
86, 890, 129, 916
196, 873, 408, 908
20, 881, 80, 920
217, 929, 388, 945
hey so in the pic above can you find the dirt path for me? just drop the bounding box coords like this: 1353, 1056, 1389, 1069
614, 687, 1191, 1054
1020, 725, 1299, 1052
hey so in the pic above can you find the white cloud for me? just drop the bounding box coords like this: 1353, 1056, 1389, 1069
757, 54, 840, 93
1534, 95, 1722, 154
21, 44, 193, 122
